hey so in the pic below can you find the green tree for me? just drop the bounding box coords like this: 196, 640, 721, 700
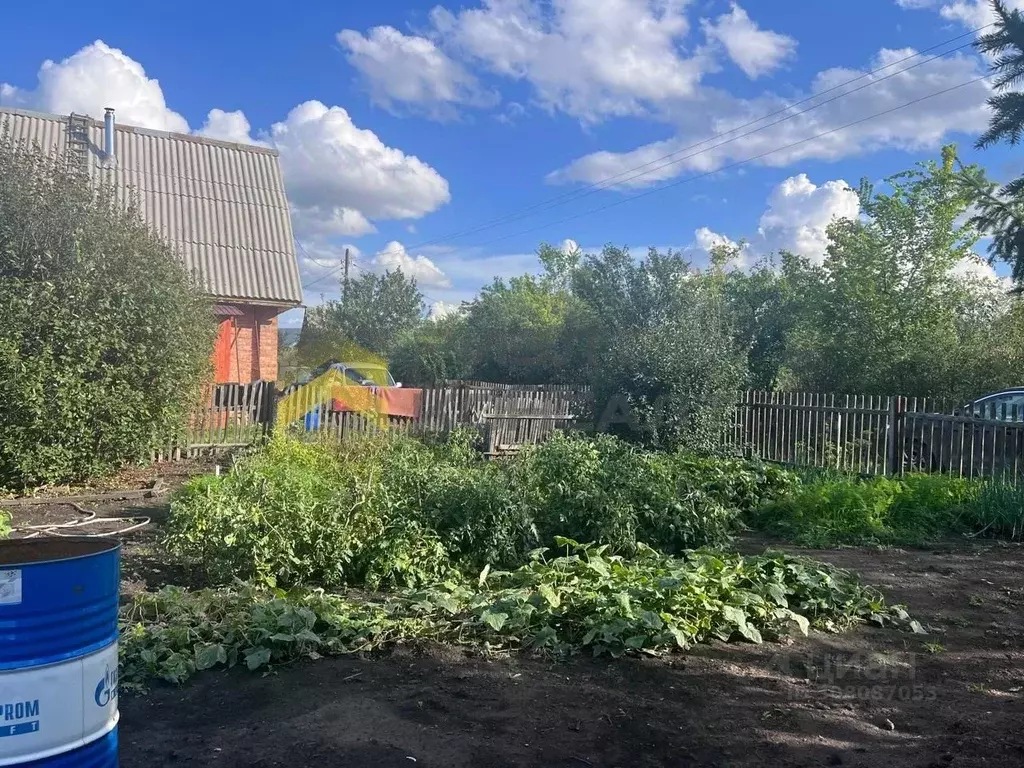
705, 244, 805, 391
970, 0, 1024, 285
572, 246, 747, 451
783, 146, 1008, 399
0, 133, 214, 488
390, 311, 473, 385
464, 276, 570, 383
463, 268, 579, 384
300, 270, 423, 363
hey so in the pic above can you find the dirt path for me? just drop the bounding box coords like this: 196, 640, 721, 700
113, 537, 1024, 768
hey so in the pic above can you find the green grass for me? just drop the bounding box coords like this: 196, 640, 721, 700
750, 472, 1024, 547
956, 483, 1024, 540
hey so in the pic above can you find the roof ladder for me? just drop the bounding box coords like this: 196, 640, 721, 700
66, 113, 91, 174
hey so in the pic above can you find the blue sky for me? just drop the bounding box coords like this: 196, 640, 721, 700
1, 0, 1019, 326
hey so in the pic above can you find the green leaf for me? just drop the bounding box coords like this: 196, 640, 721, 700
478, 564, 491, 587
529, 626, 558, 648
766, 583, 788, 607
194, 643, 227, 671
614, 592, 633, 617
294, 628, 322, 643
537, 584, 561, 608
480, 609, 509, 632
737, 623, 763, 644
789, 612, 810, 636
721, 605, 747, 626
624, 635, 647, 649
431, 593, 461, 615
668, 626, 690, 649
640, 610, 663, 630
245, 647, 273, 671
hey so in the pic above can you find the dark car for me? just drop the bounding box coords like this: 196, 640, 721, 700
308, 361, 400, 388
904, 389, 1024, 478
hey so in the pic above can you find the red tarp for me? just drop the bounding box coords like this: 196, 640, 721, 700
330, 387, 423, 418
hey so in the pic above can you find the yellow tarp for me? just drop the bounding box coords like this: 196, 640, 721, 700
276, 369, 379, 428
275, 369, 423, 428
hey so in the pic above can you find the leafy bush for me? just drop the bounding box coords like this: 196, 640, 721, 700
120, 540, 916, 686
514, 434, 738, 555
167, 433, 804, 588
0, 132, 214, 488
591, 315, 747, 453
417, 539, 913, 656
753, 473, 983, 547
164, 436, 456, 590
0, 510, 10, 539
669, 453, 798, 514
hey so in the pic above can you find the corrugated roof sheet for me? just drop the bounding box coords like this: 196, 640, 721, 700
0, 106, 302, 306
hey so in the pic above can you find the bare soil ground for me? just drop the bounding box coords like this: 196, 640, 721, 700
6, 479, 1024, 767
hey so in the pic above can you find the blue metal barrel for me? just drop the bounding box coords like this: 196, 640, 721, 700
0, 538, 120, 767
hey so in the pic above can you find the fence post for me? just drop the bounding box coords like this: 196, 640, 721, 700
885, 395, 901, 476
266, 381, 279, 436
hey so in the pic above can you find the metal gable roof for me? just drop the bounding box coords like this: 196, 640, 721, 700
0, 106, 303, 306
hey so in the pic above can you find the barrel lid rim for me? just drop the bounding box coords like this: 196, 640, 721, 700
0, 536, 121, 567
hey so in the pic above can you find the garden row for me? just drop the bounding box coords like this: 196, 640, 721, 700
119, 431, 1024, 687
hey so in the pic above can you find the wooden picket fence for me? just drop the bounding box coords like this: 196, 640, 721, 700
153, 380, 275, 461
165, 380, 588, 459
725, 390, 1024, 482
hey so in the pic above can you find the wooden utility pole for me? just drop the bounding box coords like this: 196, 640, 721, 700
342, 247, 351, 308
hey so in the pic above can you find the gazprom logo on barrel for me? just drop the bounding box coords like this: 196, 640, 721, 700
0, 699, 40, 738
94, 665, 117, 708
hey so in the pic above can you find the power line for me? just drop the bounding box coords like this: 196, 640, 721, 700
517, 39, 983, 204
440, 74, 994, 253
301, 23, 993, 292
301, 248, 450, 308
307, 71, 991, 293
347, 258, 450, 307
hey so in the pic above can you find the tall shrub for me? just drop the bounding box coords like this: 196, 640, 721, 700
572, 247, 746, 451
0, 132, 214, 487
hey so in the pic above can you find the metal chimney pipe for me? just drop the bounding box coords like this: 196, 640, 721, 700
103, 108, 115, 161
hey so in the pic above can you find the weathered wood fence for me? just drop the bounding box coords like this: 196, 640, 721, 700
168, 380, 587, 459
725, 390, 1024, 482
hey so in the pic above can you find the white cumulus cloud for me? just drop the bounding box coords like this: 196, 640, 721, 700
338, 26, 497, 118
694, 226, 750, 267
897, 0, 1024, 28
549, 47, 990, 187
291, 206, 376, 239
373, 241, 452, 288
1, 43, 453, 245
198, 108, 260, 144
701, 3, 796, 79
694, 173, 859, 266
428, 300, 464, 319
757, 174, 861, 262
269, 101, 451, 239
0, 40, 188, 132
430, 0, 713, 121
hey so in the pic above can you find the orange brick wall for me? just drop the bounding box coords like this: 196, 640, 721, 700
258, 314, 279, 381
214, 305, 282, 383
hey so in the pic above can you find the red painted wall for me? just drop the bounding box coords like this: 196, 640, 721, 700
212, 305, 281, 383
